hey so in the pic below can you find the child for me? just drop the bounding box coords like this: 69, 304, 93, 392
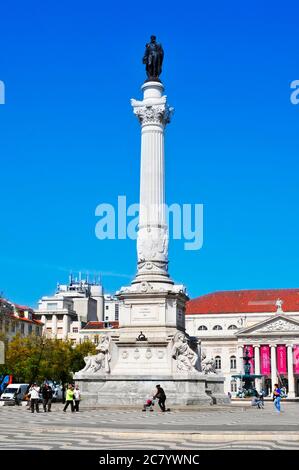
142, 397, 155, 412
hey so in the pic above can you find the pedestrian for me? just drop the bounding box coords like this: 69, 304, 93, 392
63, 384, 74, 412
29, 382, 40, 413
153, 384, 168, 412
41, 383, 53, 412
62, 383, 66, 404
73, 384, 81, 412
273, 383, 282, 413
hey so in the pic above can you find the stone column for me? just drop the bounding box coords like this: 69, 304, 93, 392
41, 315, 46, 334
52, 314, 57, 338
62, 315, 69, 339
237, 345, 244, 389
270, 345, 277, 389
131, 81, 174, 285
254, 345, 261, 392
287, 345, 295, 398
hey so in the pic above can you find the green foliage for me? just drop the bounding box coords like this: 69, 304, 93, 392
0, 334, 96, 384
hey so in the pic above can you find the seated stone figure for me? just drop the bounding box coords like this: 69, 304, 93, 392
201, 353, 216, 374
81, 335, 111, 374
171, 332, 199, 372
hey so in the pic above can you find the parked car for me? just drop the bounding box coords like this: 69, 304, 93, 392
0, 383, 29, 405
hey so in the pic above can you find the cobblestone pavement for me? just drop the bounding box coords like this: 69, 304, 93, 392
0, 402, 298, 449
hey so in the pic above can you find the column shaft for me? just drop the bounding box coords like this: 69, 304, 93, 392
287, 345, 295, 398
254, 345, 261, 392
270, 345, 277, 389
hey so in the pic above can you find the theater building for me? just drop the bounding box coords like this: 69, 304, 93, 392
185, 289, 299, 397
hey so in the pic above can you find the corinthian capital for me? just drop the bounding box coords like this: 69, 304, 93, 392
131, 102, 174, 126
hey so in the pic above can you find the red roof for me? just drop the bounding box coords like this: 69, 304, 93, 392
82, 321, 119, 330
186, 289, 299, 315
14, 304, 33, 311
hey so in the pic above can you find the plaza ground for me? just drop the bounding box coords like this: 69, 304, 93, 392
0, 401, 298, 449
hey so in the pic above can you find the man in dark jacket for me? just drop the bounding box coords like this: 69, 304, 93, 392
41, 383, 53, 412
153, 384, 166, 412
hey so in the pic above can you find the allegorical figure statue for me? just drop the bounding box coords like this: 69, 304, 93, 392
143, 35, 164, 81
80, 335, 111, 374
171, 332, 199, 372
201, 353, 217, 375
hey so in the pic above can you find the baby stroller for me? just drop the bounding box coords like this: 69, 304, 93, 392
142, 398, 155, 412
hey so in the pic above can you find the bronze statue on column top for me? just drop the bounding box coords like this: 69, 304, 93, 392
142, 35, 164, 82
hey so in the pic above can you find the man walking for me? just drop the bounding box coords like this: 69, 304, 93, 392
74, 385, 81, 412
153, 384, 167, 412
29, 383, 40, 413
63, 384, 74, 412
41, 383, 53, 412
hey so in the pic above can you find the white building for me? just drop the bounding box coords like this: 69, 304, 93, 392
186, 289, 299, 398
103, 294, 119, 322
35, 277, 104, 341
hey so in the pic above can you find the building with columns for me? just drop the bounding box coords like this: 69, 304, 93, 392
34, 277, 120, 343
35, 277, 104, 341
186, 289, 299, 398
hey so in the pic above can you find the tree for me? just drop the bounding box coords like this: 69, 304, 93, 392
0, 334, 96, 383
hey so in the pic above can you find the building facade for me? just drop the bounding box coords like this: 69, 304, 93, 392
79, 321, 119, 345
0, 298, 43, 341
186, 289, 299, 398
34, 278, 119, 343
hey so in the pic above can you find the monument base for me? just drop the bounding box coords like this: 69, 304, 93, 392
75, 374, 229, 407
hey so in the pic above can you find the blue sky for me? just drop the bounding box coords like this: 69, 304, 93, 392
0, 0, 298, 307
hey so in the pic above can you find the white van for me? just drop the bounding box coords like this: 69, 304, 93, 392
0, 384, 29, 405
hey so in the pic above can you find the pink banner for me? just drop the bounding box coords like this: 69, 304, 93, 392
260, 345, 271, 374
276, 345, 287, 374
244, 345, 254, 374
293, 345, 299, 374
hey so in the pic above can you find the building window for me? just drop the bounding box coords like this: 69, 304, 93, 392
21, 323, 25, 334
57, 314, 64, 320
28, 324, 33, 334
84, 335, 89, 342
36, 326, 41, 336
228, 325, 237, 330
72, 327, 78, 333
105, 316, 109, 321
198, 325, 207, 331
11, 322, 16, 333
213, 325, 223, 331
115, 304, 119, 321
215, 356, 221, 369
47, 302, 58, 310
105, 305, 109, 310
94, 335, 99, 345
231, 380, 237, 392
230, 355, 237, 370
